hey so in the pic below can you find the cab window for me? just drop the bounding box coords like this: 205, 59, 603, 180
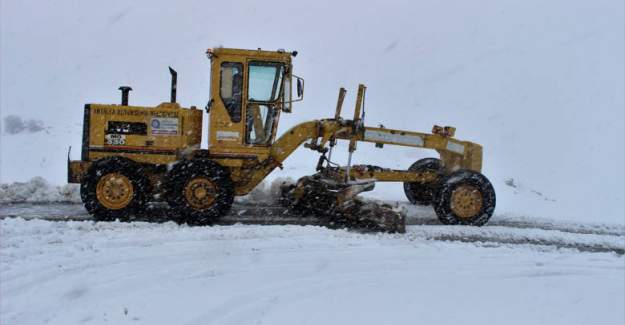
220, 62, 243, 122
248, 62, 283, 102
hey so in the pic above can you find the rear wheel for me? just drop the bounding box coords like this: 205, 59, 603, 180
433, 169, 496, 226
403, 158, 442, 205
81, 157, 150, 221
166, 159, 234, 225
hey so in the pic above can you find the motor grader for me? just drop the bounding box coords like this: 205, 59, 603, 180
67, 47, 496, 232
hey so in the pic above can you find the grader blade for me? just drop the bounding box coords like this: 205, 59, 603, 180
280, 175, 406, 233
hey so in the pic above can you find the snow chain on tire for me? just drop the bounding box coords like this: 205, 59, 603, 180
81, 157, 150, 222
165, 159, 234, 225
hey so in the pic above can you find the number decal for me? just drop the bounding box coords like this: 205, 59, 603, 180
105, 134, 126, 145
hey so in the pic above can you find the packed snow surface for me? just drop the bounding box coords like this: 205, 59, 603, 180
2, 0, 623, 225
1, 178, 623, 324
1, 217, 624, 325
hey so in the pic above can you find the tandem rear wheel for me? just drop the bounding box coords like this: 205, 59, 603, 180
165, 159, 235, 225
80, 157, 150, 222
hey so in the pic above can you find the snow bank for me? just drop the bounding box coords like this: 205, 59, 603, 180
0, 177, 292, 205
0, 177, 80, 204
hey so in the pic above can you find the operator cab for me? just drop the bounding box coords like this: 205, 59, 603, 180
206, 48, 303, 155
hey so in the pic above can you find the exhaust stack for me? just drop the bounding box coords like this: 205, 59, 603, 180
118, 86, 132, 106
169, 67, 177, 103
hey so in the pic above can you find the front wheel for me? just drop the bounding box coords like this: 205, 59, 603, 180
433, 170, 496, 226
165, 159, 234, 225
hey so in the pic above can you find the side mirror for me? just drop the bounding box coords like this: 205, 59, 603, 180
294, 76, 304, 101
297, 78, 303, 98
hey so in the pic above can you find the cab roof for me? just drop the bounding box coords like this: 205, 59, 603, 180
208, 47, 293, 61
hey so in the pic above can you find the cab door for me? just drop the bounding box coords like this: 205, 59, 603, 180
208, 59, 246, 149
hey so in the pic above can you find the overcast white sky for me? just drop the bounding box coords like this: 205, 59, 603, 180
1, 0, 623, 223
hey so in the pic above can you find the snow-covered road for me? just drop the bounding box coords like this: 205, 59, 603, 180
1, 204, 624, 325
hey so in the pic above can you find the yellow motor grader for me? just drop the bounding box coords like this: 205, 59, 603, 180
67, 47, 495, 232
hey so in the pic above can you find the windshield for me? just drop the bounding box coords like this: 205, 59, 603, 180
248, 62, 284, 102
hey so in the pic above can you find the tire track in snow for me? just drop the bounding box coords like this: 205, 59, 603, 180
1, 203, 623, 255
405, 214, 624, 237
398, 203, 625, 237
417, 230, 624, 255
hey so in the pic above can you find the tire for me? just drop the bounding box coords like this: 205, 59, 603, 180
165, 159, 234, 225
433, 169, 496, 226
403, 158, 443, 205
81, 157, 150, 221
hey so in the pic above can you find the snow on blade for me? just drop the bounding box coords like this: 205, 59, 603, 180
235, 177, 294, 204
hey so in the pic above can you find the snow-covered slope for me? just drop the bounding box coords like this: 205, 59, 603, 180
1, 0, 623, 224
